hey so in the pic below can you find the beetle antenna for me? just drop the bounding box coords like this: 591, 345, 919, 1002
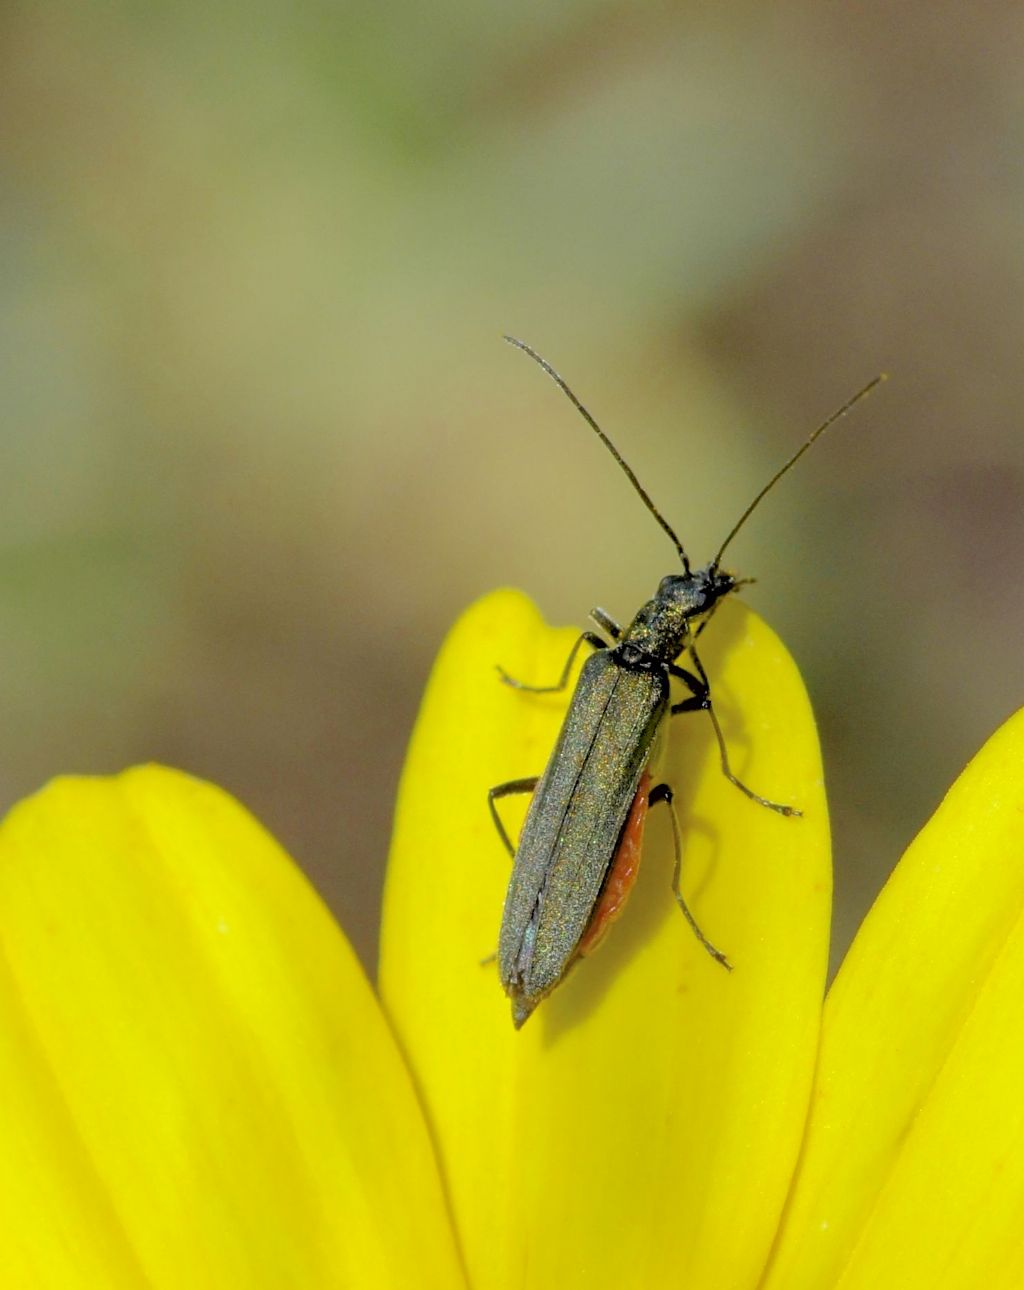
712, 373, 887, 568
504, 335, 693, 574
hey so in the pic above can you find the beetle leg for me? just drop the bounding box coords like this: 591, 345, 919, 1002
667, 661, 705, 709
648, 783, 731, 970
487, 777, 540, 857
679, 648, 802, 818
690, 598, 723, 642
496, 631, 605, 693
589, 607, 622, 639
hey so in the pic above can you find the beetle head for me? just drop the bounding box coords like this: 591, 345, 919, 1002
657, 564, 737, 617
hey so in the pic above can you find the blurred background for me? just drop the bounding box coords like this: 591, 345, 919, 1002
1, 1, 1022, 973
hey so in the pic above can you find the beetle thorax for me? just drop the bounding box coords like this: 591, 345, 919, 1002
619, 565, 737, 664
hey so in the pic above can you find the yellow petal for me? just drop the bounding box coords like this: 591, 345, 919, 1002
0, 767, 464, 1289
380, 589, 830, 1289
763, 706, 1024, 1290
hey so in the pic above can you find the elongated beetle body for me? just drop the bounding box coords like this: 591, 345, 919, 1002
489, 338, 882, 1027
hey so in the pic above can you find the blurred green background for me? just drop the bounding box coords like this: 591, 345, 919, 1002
2, 2, 1022, 973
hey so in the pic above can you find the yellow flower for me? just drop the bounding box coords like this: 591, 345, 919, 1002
1, 587, 1022, 1288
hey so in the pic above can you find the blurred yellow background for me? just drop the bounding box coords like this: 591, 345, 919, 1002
2, 3, 1022, 972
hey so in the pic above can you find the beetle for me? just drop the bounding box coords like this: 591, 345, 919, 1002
489, 337, 882, 1027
